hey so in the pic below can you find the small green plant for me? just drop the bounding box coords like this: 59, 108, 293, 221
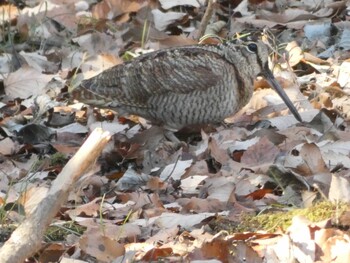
45, 221, 86, 242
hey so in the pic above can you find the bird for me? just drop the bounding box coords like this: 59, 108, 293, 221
72, 40, 302, 132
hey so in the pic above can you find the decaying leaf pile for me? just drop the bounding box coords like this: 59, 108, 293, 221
1, 0, 350, 262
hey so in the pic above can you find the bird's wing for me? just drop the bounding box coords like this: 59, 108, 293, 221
80, 45, 231, 108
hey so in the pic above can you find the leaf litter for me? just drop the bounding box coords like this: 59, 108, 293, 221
1, 0, 350, 262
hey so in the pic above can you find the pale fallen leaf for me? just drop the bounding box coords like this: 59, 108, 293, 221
301, 191, 318, 208
0, 53, 13, 77
284, 41, 304, 67
205, 176, 235, 203
269, 109, 319, 130
304, 21, 333, 42
12, 154, 40, 173
337, 61, 350, 88
234, 0, 252, 16
74, 1, 89, 12
60, 257, 88, 263
152, 9, 186, 31
19, 51, 58, 72
235, 15, 307, 30
56, 123, 89, 134
321, 151, 350, 169
159, 159, 193, 181
181, 175, 207, 195
61, 50, 85, 71
154, 212, 227, 229
4, 66, 55, 98
235, 177, 263, 196
317, 229, 350, 262
89, 121, 128, 135
268, 234, 295, 262
339, 28, 350, 50
0, 4, 19, 25
115, 168, 151, 191
319, 140, 350, 168
146, 225, 179, 244
19, 185, 49, 215
0, 168, 11, 199
287, 216, 317, 263
228, 137, 259, 153
329, 173, 350, 202
0, 137, 17, 155
159, 0, 204, 10
257, 8, 334, 24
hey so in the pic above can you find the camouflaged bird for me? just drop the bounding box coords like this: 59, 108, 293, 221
72, 40, 301, 130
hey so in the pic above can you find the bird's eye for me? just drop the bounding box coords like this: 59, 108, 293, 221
246, 43, 258, 53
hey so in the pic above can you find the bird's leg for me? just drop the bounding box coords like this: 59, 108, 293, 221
164, 130, 180, 144
163, 130, 189, 150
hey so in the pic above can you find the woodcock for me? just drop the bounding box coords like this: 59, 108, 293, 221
72, 40, 302, 130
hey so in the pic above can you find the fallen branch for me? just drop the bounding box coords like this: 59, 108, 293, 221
0, 128, 111, 263
196, 0, 216, 40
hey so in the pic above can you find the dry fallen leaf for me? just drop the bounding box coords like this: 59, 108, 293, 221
4, 66, 55, 99
80, 228, 125, 262
241, 136, 280, 166
91, 0, 144, 19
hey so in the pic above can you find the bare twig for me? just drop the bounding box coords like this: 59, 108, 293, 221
196, 0, 216, 41
0, 128, 111, 263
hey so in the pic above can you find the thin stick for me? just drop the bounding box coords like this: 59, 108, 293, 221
196, 0, 216, 40
0, 128, 111, 263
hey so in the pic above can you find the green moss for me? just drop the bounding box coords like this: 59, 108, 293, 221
49, 152, 68, 166
232, 201, 349, 233
209, 202, 350, 233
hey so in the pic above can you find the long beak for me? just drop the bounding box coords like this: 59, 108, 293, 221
263, 69, 302, 122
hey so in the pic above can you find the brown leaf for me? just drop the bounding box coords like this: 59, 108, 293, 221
298, 143, 329, 175
208, 137, 229, 164
39, 243, 66, 263
245, 189, 273, 200
189, 235, 233, 262
142, 247, 173, 261
178, 197, 224, 213
92, 0, 143, 20
80, 229, 125, 262
241, 136, 280, 166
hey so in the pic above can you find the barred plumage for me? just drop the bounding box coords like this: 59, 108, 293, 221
72, 40, 301, 130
